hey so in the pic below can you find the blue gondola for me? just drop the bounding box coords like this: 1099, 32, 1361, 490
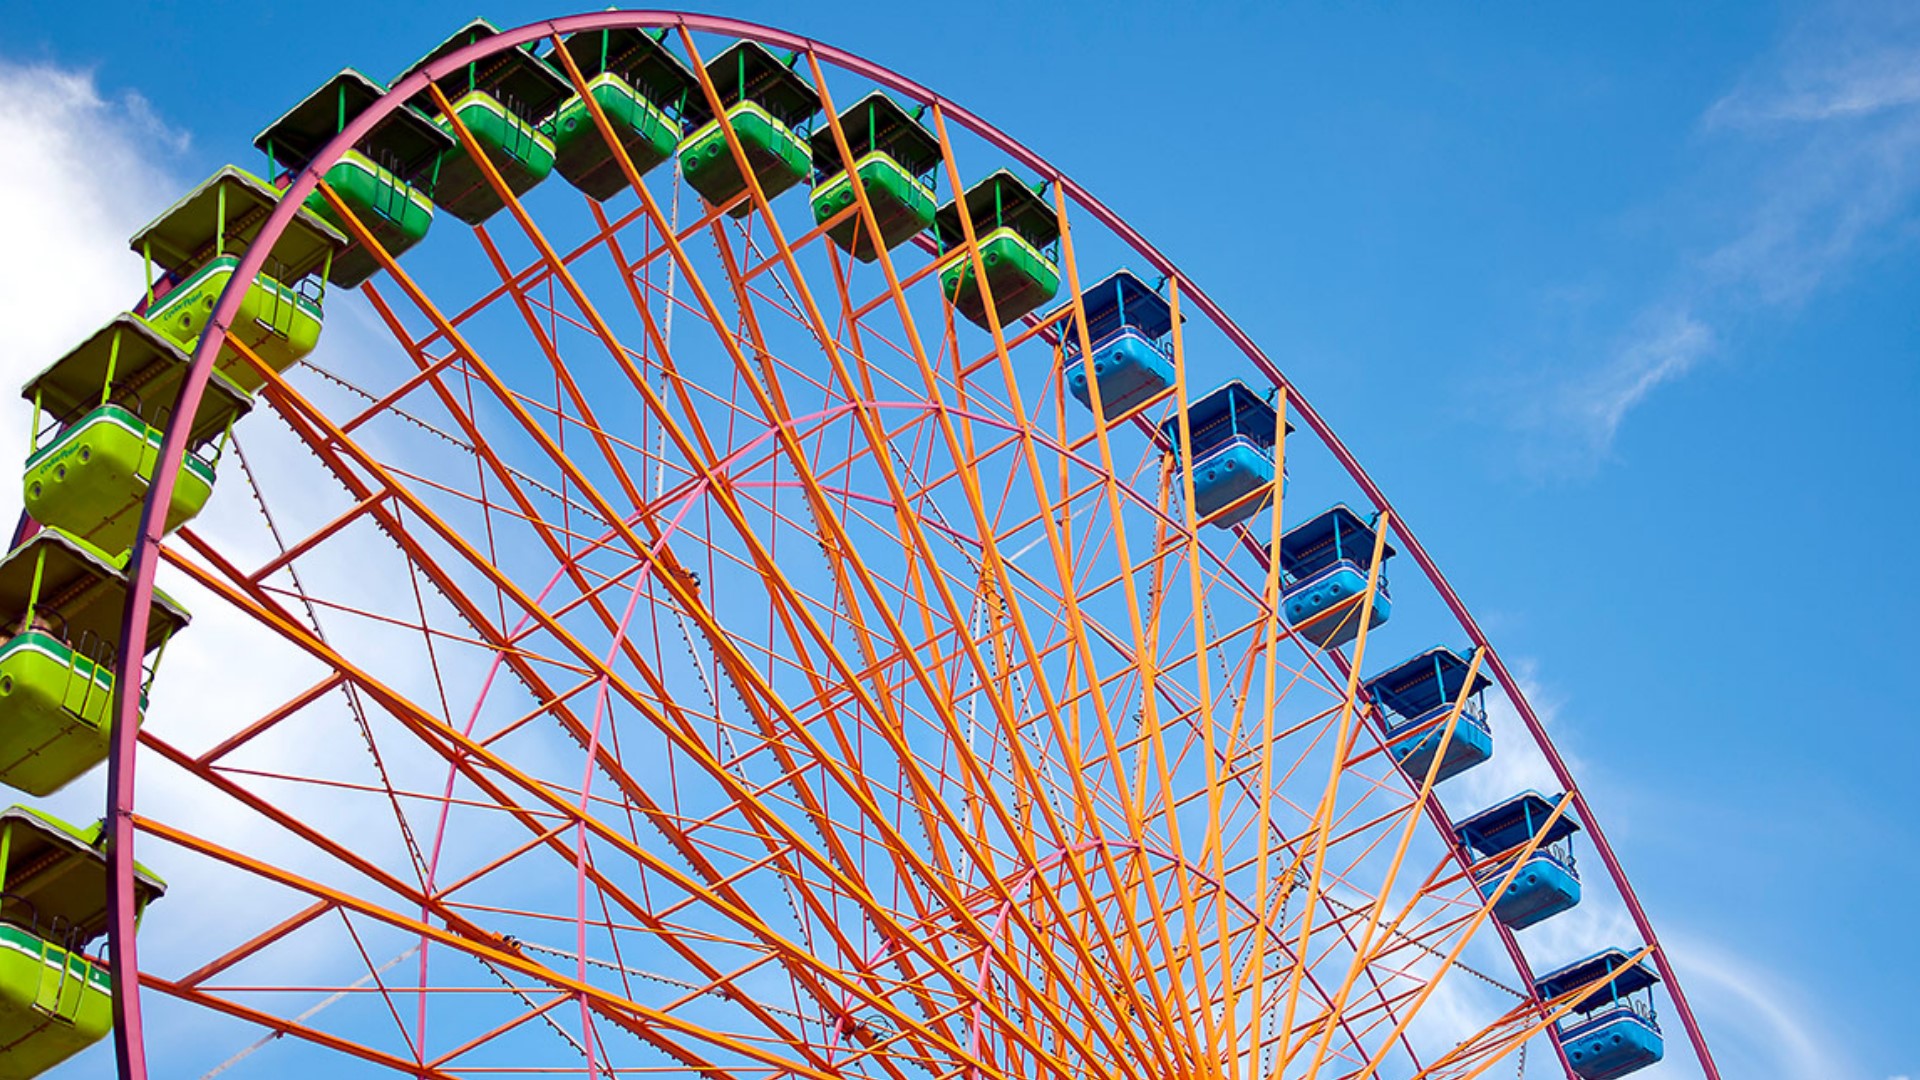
1364, 646, 1490, 781
1063, 269, 1175, 417
1159, 381, 1285, 529
1455, 791, 1581, 929
1535, 949, 1665, 1079
1280, 504, 1393, 648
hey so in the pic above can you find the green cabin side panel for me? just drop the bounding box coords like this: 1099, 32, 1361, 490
550, 73, 679, 203
679, 102, 811, 217
146, 255, 324, 394
939, 226, 1061, 327
0, 632, 123, 796
810, 152, 937, 262
305, 149, 435, 290
22, 406, 215, 557
0, 925, 114, 1080
430, 91, 558, 226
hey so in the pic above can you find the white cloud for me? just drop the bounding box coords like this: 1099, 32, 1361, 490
0, 57, 452, 1073
0, 56, 641, 1073
0, 57, 185, 820
0, 59, 189, 414
1457, 660, 1572, 813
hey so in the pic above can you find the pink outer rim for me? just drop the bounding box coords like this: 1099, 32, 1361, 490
107, 11, 1720, 1079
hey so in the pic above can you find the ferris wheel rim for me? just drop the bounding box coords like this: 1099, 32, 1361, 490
94, 11, 1721, 1080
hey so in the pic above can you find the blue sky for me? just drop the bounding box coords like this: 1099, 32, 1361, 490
0, 1, 1915, 1078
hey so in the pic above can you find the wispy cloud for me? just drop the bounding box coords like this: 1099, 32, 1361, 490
1547, 308, 1717, 469
1707, 1, 1920, 129
1666, 931, 1854, 1080
1517, 1, 1920, 474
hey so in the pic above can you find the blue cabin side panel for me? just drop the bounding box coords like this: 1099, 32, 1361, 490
1556, 1010, 1664, 1080
1283, 564, 1389, 647
1189, 442, 1274, 528
1479, 852, 1580, 930
1066, 331, 1173, 416
1388, 712, 1491, 783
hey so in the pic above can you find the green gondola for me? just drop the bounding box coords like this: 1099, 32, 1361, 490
678, 41, 821, 217
0, 529, 189, 796
397, 19, 571, 226
131, 167, 345, 394
808, 92, 940, 261
21, 315, 250, 557
934, 170, 1062, 328
255, 69, 454, 289
544, 28, 696, 202
0, 806, 164, 1078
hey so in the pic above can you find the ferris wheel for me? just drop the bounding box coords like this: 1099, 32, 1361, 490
0, 13, 1723, 1080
